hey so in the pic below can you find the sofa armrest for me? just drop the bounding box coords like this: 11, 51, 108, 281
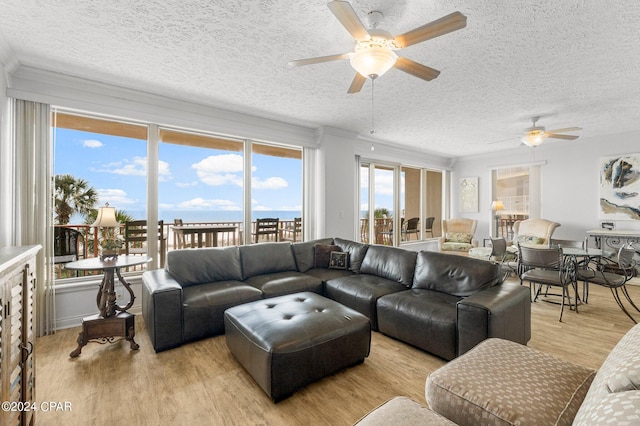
142, 269, 184, 352
456, 282, 531, 356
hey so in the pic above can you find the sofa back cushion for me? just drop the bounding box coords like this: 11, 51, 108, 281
334, 238, 369, 273
412, 251, 500, 296
360, 245, 417, 287
239, 242, 297, 279
166, 246, 242, 288
291, 238, 334, 272
574, 323, 640, 424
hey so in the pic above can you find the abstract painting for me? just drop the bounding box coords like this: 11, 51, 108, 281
599, 153, 640, 220
460, 177, 478, 213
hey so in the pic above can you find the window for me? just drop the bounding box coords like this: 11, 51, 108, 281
52, 109, 308, 283
52, 111, 148, 276
493, 166, 531, 238
251, 143, 303, 243
360, 159, 443, 246
159, 128, 244, 246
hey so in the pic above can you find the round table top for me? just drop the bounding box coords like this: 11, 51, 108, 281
64, 255, 151, 271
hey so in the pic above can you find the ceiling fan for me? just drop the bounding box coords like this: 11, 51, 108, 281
520, 116, 582, 147
288, 0, 467, 94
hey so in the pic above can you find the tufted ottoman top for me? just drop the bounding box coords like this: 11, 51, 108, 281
224, 291, 370, 353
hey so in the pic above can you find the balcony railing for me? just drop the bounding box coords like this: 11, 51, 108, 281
53, 219, 301, 280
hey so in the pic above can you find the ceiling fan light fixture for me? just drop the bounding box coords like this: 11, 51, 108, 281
350, 39, 397, 79
521, 130, 547, 147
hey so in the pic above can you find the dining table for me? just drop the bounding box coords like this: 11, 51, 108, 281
171, 225, 237, 248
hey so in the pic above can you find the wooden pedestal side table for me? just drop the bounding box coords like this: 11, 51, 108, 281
65, 255, 151, 357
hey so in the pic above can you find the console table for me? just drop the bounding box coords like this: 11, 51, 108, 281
586, 229, 640, 251
65, 255, 151, 357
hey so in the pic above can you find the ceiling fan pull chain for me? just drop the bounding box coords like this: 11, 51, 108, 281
370, 77, 375, 135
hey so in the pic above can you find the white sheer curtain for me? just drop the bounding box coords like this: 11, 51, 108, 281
303, 146, 319, 240
12, 99, 55, 336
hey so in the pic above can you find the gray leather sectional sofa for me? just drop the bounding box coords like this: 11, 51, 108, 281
142, 237, 531, 359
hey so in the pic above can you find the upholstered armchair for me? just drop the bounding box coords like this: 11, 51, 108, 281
511, 218, 561, 247
439, 218, 478, 252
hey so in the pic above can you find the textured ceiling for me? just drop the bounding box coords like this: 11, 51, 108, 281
1, 0, 640, 157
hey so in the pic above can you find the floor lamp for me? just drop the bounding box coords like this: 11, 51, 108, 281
491, 200, 505, 237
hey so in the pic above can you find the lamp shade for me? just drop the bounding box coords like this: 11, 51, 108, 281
350, 44, 397, 79
491, 200, 505, 211
92, 203, 121, 227
521, 131, 547, 147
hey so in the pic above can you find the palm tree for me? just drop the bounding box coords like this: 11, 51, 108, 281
54, 174, 99, 224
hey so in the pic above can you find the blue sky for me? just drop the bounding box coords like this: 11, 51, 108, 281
54, 128, 302, 222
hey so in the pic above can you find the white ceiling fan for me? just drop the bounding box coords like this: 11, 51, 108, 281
288, 0, 467, 94
520, 116, 582, 147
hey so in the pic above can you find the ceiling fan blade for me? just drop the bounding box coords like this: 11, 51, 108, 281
545, 127, 582, 134
289, 53, 350, 67
347, 73, 366, 94
394, 56, 440, 81
327, 0, 370, 41
394, 11, 467, 48
547, 133, 580, 140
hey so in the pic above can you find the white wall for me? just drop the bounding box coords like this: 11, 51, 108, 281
451, 132, 640, 243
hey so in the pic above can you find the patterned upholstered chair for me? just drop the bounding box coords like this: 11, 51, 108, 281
511, 218, 560, 247
439, 218, 478, 252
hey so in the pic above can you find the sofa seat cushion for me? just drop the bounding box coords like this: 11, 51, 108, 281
182, 280, 262, 343
426, 338, 596, 426
244, 271, 323, 298
304, 267, 354, 283
574, 323, 640, 423
377, 289, 460, 360
355, 396, 456, 426
325, 274, 407, 330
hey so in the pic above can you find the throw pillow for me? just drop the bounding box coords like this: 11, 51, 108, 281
314, 244, 341, 269
329, 251, 349, 270
514, 234, 545, 245
445, 232, 472, 244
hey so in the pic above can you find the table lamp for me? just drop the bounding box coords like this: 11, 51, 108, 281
491, 200, 505, 237
92, 203, 122, 260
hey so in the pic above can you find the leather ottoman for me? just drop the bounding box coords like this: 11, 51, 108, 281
224, 291, 371, 401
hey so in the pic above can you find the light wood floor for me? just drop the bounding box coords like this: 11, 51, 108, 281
35, 277, 640, 426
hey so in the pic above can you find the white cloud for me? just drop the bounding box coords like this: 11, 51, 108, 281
96, 188, 136, 206
177, 197, 241, 210
92, 157, 172, 181
83, 139, 103, 148
175, 181, 198, 188
192, 154, 243, 186
252, 176, 288, 190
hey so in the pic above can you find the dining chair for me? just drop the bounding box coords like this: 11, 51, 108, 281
54, 227, 84, 276
518, 244, 577, 321
403, 217, 420, 240
424, 216, 435, 238
124, 220, 167, 266
173, 218, 186, 249
281, 217, 302, 242
253, 218, 279, 243
489, 237, 518, 281
576, 245, 639, 323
